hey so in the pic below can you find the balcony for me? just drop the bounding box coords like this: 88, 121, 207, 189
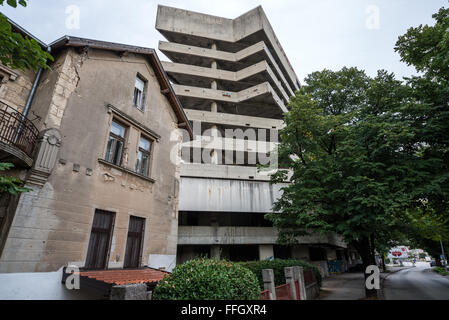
0, 102, 39, 167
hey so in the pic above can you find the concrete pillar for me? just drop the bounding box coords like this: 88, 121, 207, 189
284, 267, 297, 300
210, 245, 220, 259
262, 269, 276, 300
209, 43, 219, 165
259, 245, 274, 261
293, 266, 307, 300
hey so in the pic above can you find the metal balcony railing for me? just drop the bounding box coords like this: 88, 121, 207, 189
0, 101, 39, 158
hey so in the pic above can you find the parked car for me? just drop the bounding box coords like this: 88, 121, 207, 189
430, 259, 436, 267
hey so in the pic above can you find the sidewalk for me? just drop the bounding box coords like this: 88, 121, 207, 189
318, 266, 414, 300
317, 272, 365, 300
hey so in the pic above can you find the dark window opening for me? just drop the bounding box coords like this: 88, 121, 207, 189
274, 245, 292, 259
179, 211, 273, 227
336, 249, 343, 261
309, 247, 327, 261
222, 245, 259, 262
85, 209, 115, 270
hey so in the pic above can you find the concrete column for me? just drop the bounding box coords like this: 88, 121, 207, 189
284, 267, 297, 300
209, 43, 219, 165
293, 266, 307, 300
259, 245, 274, 261
262, 269, 276, 300
210, 245, 220, 259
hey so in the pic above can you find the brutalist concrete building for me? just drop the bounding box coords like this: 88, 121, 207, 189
156, 5, 351, 265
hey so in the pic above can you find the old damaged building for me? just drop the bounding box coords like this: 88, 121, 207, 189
156, 5, 355, 267
0, 19, 192, 282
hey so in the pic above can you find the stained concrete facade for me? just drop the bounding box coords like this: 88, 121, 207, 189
156, 5, 347, 264
0, 34, 191, 274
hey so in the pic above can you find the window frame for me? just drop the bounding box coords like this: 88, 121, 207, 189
132, 74, 147, 111
105, 119, 128, 167
135, 134, 153, 177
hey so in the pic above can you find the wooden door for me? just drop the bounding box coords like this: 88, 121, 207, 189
124, 216, 145, 269
85, 210, 115, 270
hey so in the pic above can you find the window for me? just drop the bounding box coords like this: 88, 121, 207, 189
136, 136, 152, 176
124, 216, 145, 269
105, 120, 126, 166
85, 210, 115, 270
133, 76, 146, 110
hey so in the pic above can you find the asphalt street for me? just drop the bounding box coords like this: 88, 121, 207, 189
383, 262, 449, 300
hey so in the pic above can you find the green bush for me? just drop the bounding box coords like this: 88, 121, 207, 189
433, 266, 449, 276
239, 259, 322, 289
152, 258, 260, 300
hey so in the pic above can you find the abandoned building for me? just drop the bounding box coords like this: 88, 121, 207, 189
0, 17, 193, 281
0, 6, 363, 300
155, 5, 356, 267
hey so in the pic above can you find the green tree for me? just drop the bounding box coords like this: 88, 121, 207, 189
395, 6, 449, 259
0, 163, 29, 194
0, 0, 53, 71
267, 67, 425, 298
0, 0, 52, 197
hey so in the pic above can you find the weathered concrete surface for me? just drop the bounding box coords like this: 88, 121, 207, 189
156, 5, 300, 91
184, 109, 285, 130
178, 226, 347, 247
181, 163, 275, 181
162, 60, 289, 102
172, 82, 287, 113
178, 177, 285, 213
0, 45, 183, 273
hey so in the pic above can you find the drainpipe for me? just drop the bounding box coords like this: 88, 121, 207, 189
22, 46, 52, 119
15, 46, 51, 142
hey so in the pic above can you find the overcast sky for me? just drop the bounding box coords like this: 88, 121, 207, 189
1, 0, 447, 82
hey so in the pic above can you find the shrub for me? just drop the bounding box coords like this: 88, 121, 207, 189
152, 258, 260, 300
239, 259, 322, 289
433, 266, 449, 276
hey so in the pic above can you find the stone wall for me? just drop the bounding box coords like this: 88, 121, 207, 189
0, 64, 36, 113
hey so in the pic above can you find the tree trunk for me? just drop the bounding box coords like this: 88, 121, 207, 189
351, 237, 378, 299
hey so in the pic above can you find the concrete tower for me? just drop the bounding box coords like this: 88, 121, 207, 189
156, 5, 348, 264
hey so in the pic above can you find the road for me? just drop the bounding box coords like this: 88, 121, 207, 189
383, 262, 449, 300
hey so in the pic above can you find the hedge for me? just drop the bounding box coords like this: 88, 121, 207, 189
152, 258, 260, 300
239, 259, 322, 289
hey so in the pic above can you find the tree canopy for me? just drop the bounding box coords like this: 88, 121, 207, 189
267, 6, 449, 284
267, 68, 423, 260
0, 0, 53, 71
